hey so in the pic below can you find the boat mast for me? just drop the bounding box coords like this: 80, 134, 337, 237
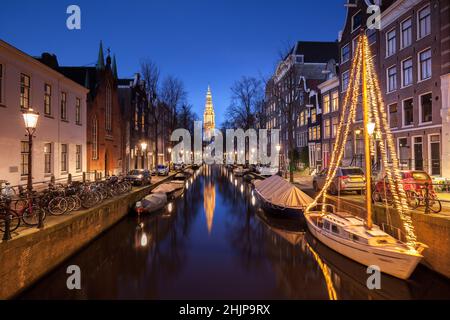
361, 32, 373, 230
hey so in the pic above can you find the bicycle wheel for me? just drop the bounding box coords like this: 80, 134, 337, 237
429, 198, 442, 213
81, 193, 97, 209
65, 196, 77, 213
72, 195, 82, 211
22, 205, 46, 226
0, 210, 21, 232
48, 197, 68, 215
14, 199, 28, 212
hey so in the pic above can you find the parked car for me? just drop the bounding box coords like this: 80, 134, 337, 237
126, 169, 151, 186
157, 165, 170, 176
259, 166, 279, 177
372, 170, 441, 212
313, 166, 365, 195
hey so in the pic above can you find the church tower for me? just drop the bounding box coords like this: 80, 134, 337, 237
203, 86, 215, 134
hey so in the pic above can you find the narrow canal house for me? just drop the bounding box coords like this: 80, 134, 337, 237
118, 74, 152, 172
318, 60, 340, 169
53, 42, 124, 178
263, 41, 338, 170
0, 40, 88, 186
338, 0, 450, 177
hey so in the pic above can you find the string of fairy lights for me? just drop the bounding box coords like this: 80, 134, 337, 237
306, 34, 418, 249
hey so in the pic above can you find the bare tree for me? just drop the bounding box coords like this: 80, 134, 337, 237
225, 76, 264, 130
160, 75, 187, 133
177, 103, 198, 134
140, 59, 161, 167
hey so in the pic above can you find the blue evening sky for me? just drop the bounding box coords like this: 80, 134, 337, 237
0, 0, 346, 125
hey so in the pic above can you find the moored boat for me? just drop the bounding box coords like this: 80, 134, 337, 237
253, 175, 313, 218
305, 204, 426, 280
135, 193, 167, 214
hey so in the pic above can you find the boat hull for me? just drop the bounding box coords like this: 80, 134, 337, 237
255, 190, 305, 220
305, 213, 422, 280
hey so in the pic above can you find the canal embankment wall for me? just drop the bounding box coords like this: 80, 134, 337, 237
0, 177, 172, 299
328, 196, 450, 279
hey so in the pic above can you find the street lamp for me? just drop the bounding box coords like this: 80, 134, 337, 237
22, 108, 39, 192
140, 141, 148, 169
367, 122, 376, 136
22, 108, 42, 228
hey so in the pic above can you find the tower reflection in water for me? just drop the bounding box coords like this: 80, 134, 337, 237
203, 165, 216, 234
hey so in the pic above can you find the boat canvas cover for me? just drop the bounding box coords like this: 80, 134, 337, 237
142, 193, 167, 208
254, 175, 313, 209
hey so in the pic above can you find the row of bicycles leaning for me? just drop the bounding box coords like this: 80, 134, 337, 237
0, 176, 132, 234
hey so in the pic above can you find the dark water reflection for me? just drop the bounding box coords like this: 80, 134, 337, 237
19, 166, 450, 300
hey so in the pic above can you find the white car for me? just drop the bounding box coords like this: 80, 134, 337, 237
259, 166, 279, 177
156, 165, 170, 176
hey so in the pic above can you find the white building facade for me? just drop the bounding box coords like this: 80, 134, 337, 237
0, 40, 88, 186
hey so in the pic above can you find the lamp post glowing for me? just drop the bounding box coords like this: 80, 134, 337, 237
367, 122, 376, 136
22, 108, 39, 192
140, 141, 148, 169
22, 108, 42, 228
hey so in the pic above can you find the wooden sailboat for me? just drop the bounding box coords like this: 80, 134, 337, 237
305, 33, 427, 280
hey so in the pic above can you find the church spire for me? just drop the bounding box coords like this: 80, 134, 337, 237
96, 41, 105, 70
203, 86, 215, 132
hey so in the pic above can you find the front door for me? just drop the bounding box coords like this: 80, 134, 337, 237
413, 136, 423, 171
430, 135, 441, 176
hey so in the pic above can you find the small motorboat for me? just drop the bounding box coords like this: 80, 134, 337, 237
253, 175, 313, 218
192, 164, 200, 170
305, 204, 427, 280
135, 193, 167, 214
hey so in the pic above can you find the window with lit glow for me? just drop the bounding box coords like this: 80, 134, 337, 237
20, 74, 30, 109
44, 84, 51, 115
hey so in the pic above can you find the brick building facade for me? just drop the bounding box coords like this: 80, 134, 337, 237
337, 0, 449, 177
56, 43, 124, 177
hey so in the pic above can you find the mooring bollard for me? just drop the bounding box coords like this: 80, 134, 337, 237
37, 208, 45, 229
2, 214, 12, 241
424, 182, 430, 214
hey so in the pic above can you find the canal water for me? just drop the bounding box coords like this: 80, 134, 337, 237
20, 166, 450, 300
